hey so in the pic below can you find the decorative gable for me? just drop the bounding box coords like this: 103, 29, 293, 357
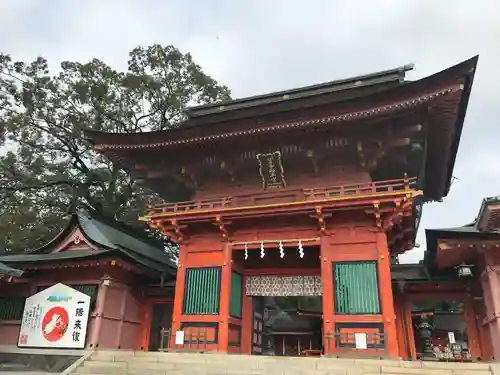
52, 227, 98, 253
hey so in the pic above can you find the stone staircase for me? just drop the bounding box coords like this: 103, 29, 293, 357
73, 350, 496, 375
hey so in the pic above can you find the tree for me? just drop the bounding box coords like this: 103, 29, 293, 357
0, 44, 231, 255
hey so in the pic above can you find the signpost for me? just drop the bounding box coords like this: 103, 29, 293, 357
355, 333, 368, 350
18, 283, 91, 349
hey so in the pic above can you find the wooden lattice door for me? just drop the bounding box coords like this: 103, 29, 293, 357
252, 297, 264, 355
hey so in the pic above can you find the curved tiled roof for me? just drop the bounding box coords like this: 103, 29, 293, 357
86, 56, 478, 202
0, 210, 176, 276
0, 261, 23, 277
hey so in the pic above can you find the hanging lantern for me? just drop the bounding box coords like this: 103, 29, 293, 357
457, 264, 473, 278
279, 241, 284, 258
244, 243, 248, 260
260, 242, 265, 258
298, 240, 304, 258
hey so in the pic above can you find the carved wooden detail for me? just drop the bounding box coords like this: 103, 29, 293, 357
215, 215, 231, 240
309, 206, 331, 234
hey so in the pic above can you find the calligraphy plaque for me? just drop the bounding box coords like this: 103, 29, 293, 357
18, 283, 90, 348
256, 151, 286, 189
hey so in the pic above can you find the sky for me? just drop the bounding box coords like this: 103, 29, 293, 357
1, 0, 499, 263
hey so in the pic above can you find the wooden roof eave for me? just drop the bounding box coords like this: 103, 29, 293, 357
0, 250, 171, 278
186, 64, 413, 118
424, 224, 500, 269
28, 214, 80, 254
476, 196, 500, 231
88, 85, 462, 155
0, 249, 113, 266
84, 56, 477, 150
23, 212, 117, 255
441, 57, 478, 198
0, 262, 23, 277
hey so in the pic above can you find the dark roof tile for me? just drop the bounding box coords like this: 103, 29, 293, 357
0, 262, 23, 277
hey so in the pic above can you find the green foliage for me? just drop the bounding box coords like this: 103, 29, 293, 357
0, 45, 231, 255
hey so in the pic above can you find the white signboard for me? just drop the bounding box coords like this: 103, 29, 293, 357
448, 331, 456, 344
175, 331, 185, 345
18, 283, 91, 349
355, 333, 368, 350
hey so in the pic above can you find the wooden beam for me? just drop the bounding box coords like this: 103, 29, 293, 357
366, 138, 411, 170
152, 219, 188, 242
356, 141, 367, 167
214, 215, 231, 240
306, 150, 320, 174
309, 206, 331, 234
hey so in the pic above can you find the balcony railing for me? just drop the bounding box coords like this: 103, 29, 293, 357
158, 327, 386, 357
148, 177, 417, 216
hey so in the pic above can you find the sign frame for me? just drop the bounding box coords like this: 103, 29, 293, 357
18, 283, 91, 349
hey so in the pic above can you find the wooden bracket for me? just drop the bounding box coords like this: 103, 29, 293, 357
220, 160, 238, 184
179, 167, 199, 189
366, 141, 384, 170
366, 138, 411, 170
310, 206, 330, 234
170, 219, 187, 242
153, 219, 187, 242
373, 202, 382, 230
356, 142, 367, 167
307, 150, 320, 174
149, 220, 160, 230
215, 215, 231, 240
402, 237, 414, 251
382, 200, 405, 231
388, 226, 414, 247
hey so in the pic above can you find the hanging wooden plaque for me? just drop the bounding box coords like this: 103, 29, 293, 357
256, 150, 286, 189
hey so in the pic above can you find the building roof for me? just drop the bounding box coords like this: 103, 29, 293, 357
86, 56, 478, 202
0, 261, 23, 277
0, 210, 177, 276
186, 63, 414, 118
391, 263, 459, 282
425, 195, 500, 254
424, 215, 500, 269
476, 195, 500, 231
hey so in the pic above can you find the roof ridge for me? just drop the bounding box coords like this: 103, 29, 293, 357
80, 209, 166, 249
186, 63, 415, 114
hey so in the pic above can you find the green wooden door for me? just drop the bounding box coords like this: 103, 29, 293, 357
333, 261, 380, 314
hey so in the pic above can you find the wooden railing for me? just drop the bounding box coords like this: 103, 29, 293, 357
157, 327, 387, 357
159, 327, 211, 353
324, 331, 387, 357
148, 177, 417, 216
303, 177, 416, 200
149, 197, 233, 215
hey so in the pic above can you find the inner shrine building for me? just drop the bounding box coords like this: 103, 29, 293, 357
87, 56, 480, 358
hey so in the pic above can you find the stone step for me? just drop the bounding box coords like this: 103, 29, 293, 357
382, 366, 492, 375
403, 363, 491, 371
81, 351, 494, 375
74, 366, 494, 375
76, 368, 125, 375
84, 359, 127, 368
90, 351, 492, 369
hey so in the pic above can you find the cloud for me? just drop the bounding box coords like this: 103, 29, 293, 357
1, 0, 499, 263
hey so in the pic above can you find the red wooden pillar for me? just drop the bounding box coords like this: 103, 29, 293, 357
171, 245, 187, 334
376, 231, 398, 358
464, 295, 482, 359
136, 298, 151, 351
406, 299, 417, 360
320, 235, 335, 355
482, 255, 500, 359
241, 279, 253, 354
87, 279, 108, 348
473, 298, 493, 360
218, 242, 232, 352
393, 294, 407, 359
